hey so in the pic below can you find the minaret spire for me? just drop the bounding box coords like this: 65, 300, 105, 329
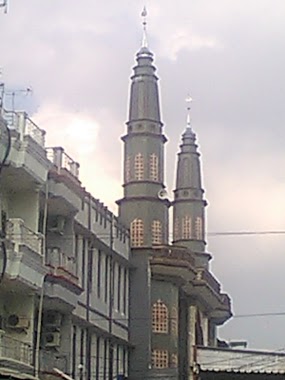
172, 96, 209, 266
141, 6, 148, 48
186, 95, 192, 129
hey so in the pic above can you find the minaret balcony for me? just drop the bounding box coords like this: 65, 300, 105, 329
192, 269, 232, 322
150, 245, 196, 283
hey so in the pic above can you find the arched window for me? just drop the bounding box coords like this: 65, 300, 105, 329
171, 307, 178, 336
195, 217, 203, 240
182, 216, 192, 239
152, 220, 162, 245
149, 153, 159, 181
152, 300, 169, 333
151, 349, 169, 369
125, 155, 131, 182
130, 219, 144, 247
174, 218, 180, 241
134, 153, 144, 180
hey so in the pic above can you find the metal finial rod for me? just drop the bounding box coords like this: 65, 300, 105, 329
186, 95, 193, 127
141, 6, 148, 48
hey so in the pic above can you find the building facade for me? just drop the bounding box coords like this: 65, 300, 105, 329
0, 110, 130, 380
117, 41, 232, 380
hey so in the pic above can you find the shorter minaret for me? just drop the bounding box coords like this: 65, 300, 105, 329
172, 97, 209, 267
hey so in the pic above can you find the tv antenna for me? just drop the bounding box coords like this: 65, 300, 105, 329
0, 0, 8, 13
5, 87, 32, 112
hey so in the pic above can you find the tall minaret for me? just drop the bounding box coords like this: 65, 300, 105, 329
172, 97, 209, 267
117, 8, 169, 248
117, 10, 170, 378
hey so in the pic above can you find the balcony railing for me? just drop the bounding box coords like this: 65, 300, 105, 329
46, 247, 78, 285
151, 246, 196, 268
46, 147, 80, 179
195, 268, 221, 294
6, 218, 44, 256
0, 332, 32, 366
2, 109, 46, 148
40, 349, 67, 373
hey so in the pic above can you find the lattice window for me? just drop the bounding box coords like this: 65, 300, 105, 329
134, 153, 144, 180
174, 218, 180, 241
130, 218, 144, 247
152, 220, 162, 245
149, 153, 159, 181
171, 307, 178, 336
152, 300, 169, 333
125, 155, 131, 182
170, 353, 178, 368
182, 216, 192, 239
195, 217, 203, 240
151, 349, 169, 369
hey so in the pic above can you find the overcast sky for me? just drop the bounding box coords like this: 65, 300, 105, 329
1, 0, 285, 350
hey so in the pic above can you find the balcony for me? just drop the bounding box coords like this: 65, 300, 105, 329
46, 147, 80, 179
0, 331, 32, 367
40, 349, 67, 373
44, 248, 81, 311
195, 268, 221, 294
151, 245, 196, 283
46, 247, 79, 287
6, 218, 43, 256
2, 109, 46, 148
192, 269, 232, 323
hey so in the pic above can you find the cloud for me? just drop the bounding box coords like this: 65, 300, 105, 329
1, 0, 285, 350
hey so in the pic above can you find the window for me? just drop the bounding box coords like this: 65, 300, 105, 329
81, 239, 86, 288
104, 255, 109, 303
95, 337, 100, 380
134, 153, 144, 180
88, 243, 93, 292
123, 268, 128, 315
130, 219, 144, 247
97, 250, 102, 298
74, 235, 79, 276
149, 153, 159, 181
152, 300, 169, 333
117, 265, 121, 311
174, 218, 180, 241
195, 217, 203, 240
182, 216, 192, 239
151, 349, 169, 369
171, 307, 178, 336
125, 155, 131, 182
152, 220, 162, 245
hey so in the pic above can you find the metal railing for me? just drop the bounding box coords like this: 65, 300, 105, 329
1, 109, 45, 147
46, 247, 78, 285
0, 332, 32, 365
46, 147, 80, 178
196, 268, 221, 294
151, 246, 196, 268
40, 349, 67, 373
6, 218, 44, 256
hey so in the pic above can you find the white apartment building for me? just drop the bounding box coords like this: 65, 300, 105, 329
0, 109, 130, 380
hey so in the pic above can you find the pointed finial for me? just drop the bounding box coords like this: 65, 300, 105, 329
186, 95, 193, 128
141, 6, 148, 48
